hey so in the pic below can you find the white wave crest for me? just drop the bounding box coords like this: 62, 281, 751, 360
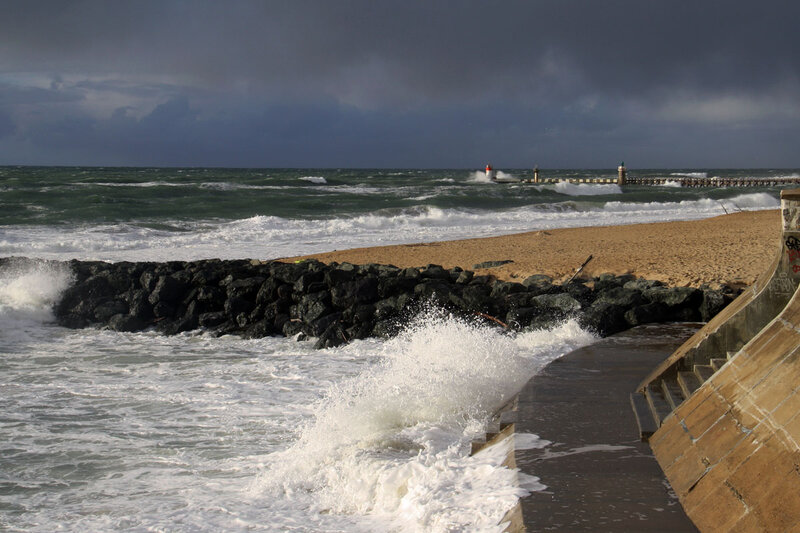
670, 172, 708, 178
299, 176, 327, 184
1, 191, 780, 262
553, 182, 622, 196
0, 259, 73, 325
467, 170, 518, 183
252, 311, 595, 532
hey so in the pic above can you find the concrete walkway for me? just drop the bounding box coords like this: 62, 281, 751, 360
516, 324, 700, 532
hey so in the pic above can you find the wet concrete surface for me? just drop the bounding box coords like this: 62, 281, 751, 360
516, 324, 701, 532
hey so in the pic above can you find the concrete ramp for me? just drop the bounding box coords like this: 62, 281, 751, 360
633, 189, 800, 531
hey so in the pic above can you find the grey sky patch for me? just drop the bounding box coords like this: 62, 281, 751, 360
0, 0, 798, 167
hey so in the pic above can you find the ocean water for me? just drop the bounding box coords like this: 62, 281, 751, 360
0, 166, 790, 531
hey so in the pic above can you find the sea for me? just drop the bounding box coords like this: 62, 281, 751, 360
0, 166, 791, 532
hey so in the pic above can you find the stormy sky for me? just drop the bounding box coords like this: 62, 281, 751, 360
0, 1, 798, 168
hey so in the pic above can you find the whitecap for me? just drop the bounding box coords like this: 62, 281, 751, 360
553, 182, 622, 196
299, 176, 327, 184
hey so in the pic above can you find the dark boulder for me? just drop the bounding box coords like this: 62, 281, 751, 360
331, 277, 379, 308
506, 307, 539, 329
199, 311, 228, 328
293, 290, 333, 323
243, 320, 275, 339
378, 275, 418, 298
152, 301, 176, 319
270, 262, 305, 284
456, 284, 492, 312
127, 289, 154, 320
94, 299, 128, 322
224, 296, 254, 318
108, 313, 148, 332
522, 274, 554, 292
624, 302, 669, 326
490, 280, 526, 300
148, 275, 190, 307
562, 281, 593, 306
700, 290, 727, 322
420, 264, 450, 280
594, 286, 644, 308
227, 277, 265, 299
532, 293, 581, 314
455, 271, 474, 284
413, 280, 453, 306
594, 273, 635, 292
642, 286, 702, 308
325, 267, 357, 287
293, 271, 325, 294
314, 323, 348, 349
580, 302, 628, 336
195, 286, 225, 312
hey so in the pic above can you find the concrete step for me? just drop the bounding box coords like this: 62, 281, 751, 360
677, 371, 703, 398
661, 378, 684, 411
645, 385, 673, 426
710, 358, 728, 372
694, 364, 715, 382
630, 393, 658, 441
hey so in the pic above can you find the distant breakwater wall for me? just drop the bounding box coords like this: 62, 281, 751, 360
3, 256, 740, 347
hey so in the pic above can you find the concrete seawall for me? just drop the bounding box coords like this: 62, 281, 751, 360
637, 189, 800, 531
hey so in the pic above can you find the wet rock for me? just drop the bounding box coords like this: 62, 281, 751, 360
594, 286, 644, 308
490, 280, 526, 300
148, 275, 190, 307
420, 264, 450, 280
45, 258, 734, 348
522, 274, 554, 290
624, 302, 668, 326
314, 323, 348, 349
455, 271, 474, 284
227, 277, 265, 299
199, 311, 227, 328
94, 299, 128, 322
562, 281, 593, 306
294, 290, 333, 323
331, 277, 379, 308
532, 293, 581, 314
580, 302, 628, 336
224, 296, 254, 318
108, 313, 148, 332
594, 273, 635, 292
700, 290, 727, 322
243, 320, 275, 339
506, 307, 538, 328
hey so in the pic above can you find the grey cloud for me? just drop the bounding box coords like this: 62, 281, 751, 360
0, 0, 798, 166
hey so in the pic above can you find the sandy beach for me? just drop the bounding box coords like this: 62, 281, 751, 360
286, 210, 780, 289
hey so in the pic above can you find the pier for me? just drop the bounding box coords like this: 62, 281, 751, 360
529, 175, 800, 187
625, 175, 800, 187
521, 163, 800, 187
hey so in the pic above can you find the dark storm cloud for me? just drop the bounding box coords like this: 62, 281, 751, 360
0, 0, 798, 166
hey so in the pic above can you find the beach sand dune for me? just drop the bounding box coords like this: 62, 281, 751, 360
286, 210, 779, 288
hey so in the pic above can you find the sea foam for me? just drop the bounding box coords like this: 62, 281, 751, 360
253, 309, 595, 532
0, 259, 73, 325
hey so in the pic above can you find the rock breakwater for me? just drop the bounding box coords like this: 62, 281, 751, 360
2, 257, 739, 348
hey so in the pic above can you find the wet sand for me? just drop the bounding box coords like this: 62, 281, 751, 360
285, 210, 779, 289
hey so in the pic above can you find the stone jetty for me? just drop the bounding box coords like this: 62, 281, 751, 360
1, 256, 738, 348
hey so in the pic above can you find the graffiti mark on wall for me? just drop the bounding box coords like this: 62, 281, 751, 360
786, 236, 800, 273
